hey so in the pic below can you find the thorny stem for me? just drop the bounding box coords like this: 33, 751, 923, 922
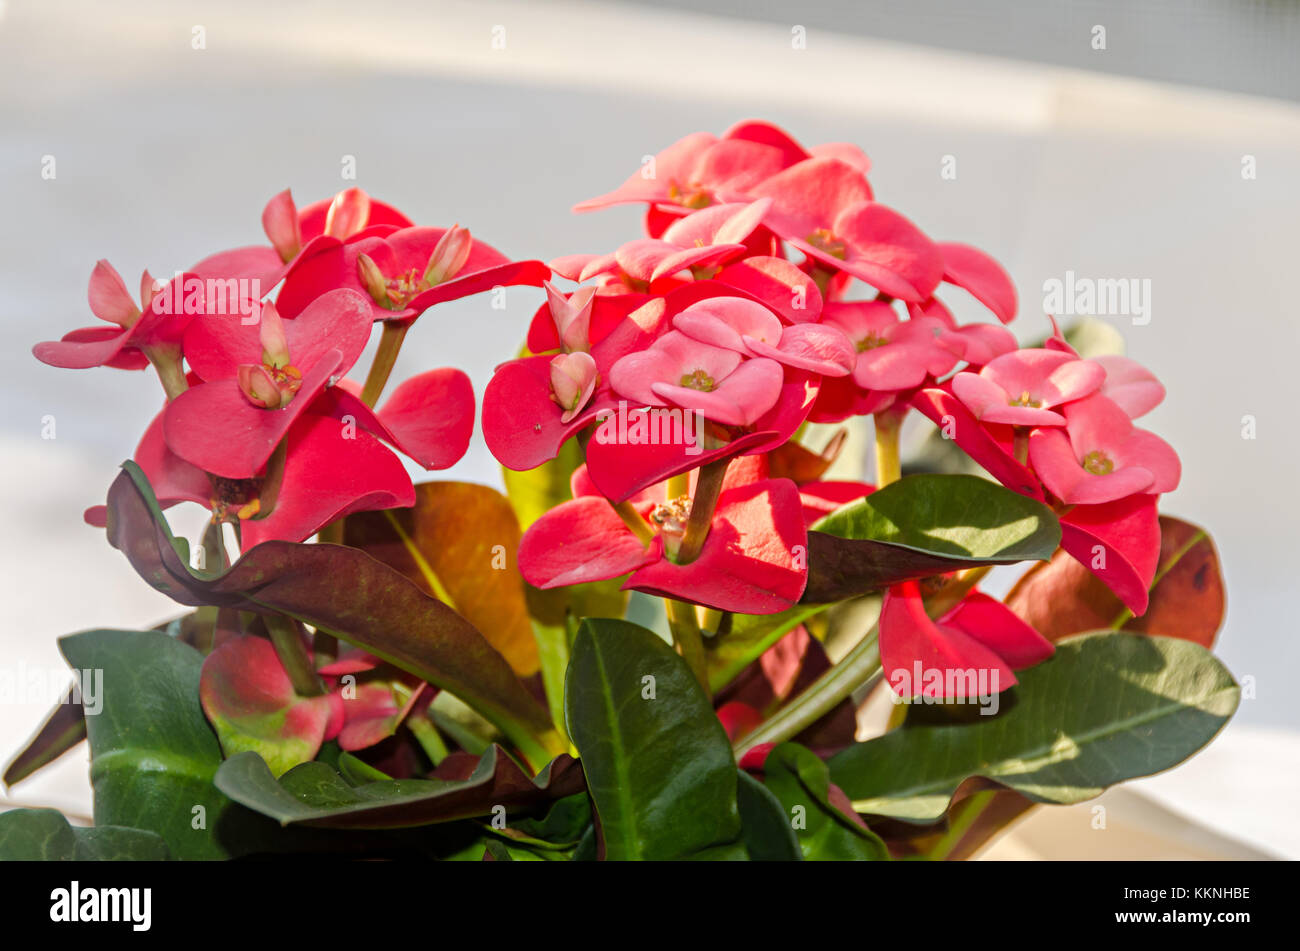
264, 615, 325, 697
360, 320, 410, 407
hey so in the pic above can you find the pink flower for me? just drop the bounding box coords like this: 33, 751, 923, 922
671, 296, 855, 377
880, 581, 1053, 699
822, 302, 960, 391
574, 128, 790, 215
951, 348, 1106, 426
33, 262, 193, 371
1029, 393, 1180, 504
750, 160, 943, 301
609, 330, 784, 427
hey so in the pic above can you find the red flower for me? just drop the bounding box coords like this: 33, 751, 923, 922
880, 581, 1053, 699
33, 262, 194, 371
518, 465, 808, 614
275, 224, 549, 324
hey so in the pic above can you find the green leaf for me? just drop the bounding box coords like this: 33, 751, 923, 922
214, 744, 584, 829
829, 632, 1239, 821
760, 743, 889, 860
805, 474, 1061, 601
0, 809, 170, 860
736, 770, 801, 861
58, 629, 247, 859
563, 618, 742, 860
104, 462, 560, 769
705, 604, 828, 694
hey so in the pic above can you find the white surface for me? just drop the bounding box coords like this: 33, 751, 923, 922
1, 0, 1296, 855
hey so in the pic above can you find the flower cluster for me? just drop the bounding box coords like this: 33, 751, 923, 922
36, 187, 547, 547
11, 120, 1226, 866
483, 120, 1181, 699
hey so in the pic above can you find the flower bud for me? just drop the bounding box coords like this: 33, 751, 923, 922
257, 300, 291, 368
261, 188, 302, 263
422, 225, 472, 287
549, 351, 598, 423
545, 280, 597, 353
356, 252, 392, 307
238, 363, 284, 409
324, 187, 371, 240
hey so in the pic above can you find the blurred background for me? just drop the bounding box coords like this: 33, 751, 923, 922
1, 0, 1296, 857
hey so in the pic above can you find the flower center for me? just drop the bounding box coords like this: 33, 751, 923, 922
679, 368, 716, 391
667, 181, 712, 210
1081, 449, 1115, 475
1007, 389, 1044, 409
648, 496, 692, 536
210, 476, 261, 522
806, 228, 848, 260
856, 331, 888, 352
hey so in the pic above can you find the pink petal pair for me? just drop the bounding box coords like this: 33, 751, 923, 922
951, 348, 1106, 426
1029, 394, 1180, 504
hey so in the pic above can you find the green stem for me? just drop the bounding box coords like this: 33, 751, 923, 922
676, 458, 729, 565
928, 790, 998, 861
667, 599, 710, 697
264, 615, 325, 697
873, 409, 903, 487
407, 713, 450, 766
612, 500, 654, 545
144, 345, 189, 402
734, 624, 880, 759
360, 320, 410, 407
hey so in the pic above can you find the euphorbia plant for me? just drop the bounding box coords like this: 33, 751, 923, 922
1, 122, 1236, 862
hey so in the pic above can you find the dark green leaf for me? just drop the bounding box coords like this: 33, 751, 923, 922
761, 744, 889, 860
58, 629, 243, 859
0, 809, 169, 861
805, 474, 1061, 601
564, 618, 742, 860
829, 632, 1239, 821
214, 744, 584, 830
736, 770, 801, 861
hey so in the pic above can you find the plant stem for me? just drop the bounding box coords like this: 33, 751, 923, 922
873, 408, 904, 487
407, 713, 450, 766
264, 615, 325, 697
612, 500, 654, 545
1013, 428, 1029, 465
667, 599, 710, 698
734, 624, 880, 759
928, 790, 998, 861
144, 345, 189, 402
360, 320, 410, 407
676, 458, 729, 565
